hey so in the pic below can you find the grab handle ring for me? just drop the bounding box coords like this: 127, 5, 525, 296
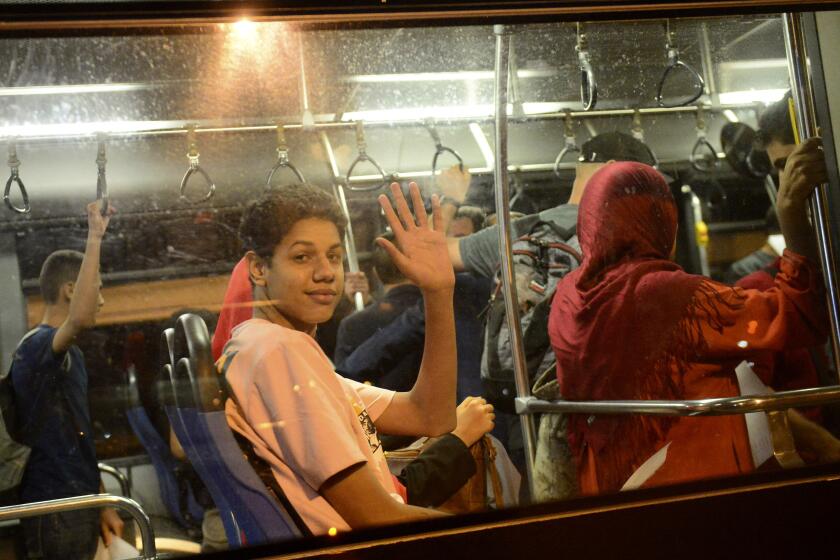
95, 135, 110, 216
427, 119, 464, 187
179, 125, 216, 203
553, 111, 581, 176
690, 107, 719, 172
631, 109, 660, 169
346, 121, 389, 192
691, 137, 719, 172
576, 23, 597, 111
4, 141, 30, 214
266, 124, 305, 190
656, 21, 705, 108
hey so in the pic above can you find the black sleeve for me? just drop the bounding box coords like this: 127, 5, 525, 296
396, 434, 477, 507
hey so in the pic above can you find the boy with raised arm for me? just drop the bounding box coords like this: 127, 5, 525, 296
220, 182, 461, 534
10, 201, 123, 560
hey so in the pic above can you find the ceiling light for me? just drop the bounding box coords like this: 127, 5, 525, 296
343, 69, 557, 84
0, 83, 151, 97
718, 88, 787, 105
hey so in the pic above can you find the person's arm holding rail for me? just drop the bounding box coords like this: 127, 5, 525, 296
775, 136, 826, 263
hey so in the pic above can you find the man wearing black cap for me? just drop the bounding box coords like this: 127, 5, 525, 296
441, 130, 657, 276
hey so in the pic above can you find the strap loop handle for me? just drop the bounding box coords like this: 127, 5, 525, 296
346, 121, 389, 192
179, 126, 216, 203
427, 119, 465, 187
576, 23, 597, 111
553, 111, 581, 176
4, 141, 30, 214
691, 107, 719, 172
631, 110, 660, 169
96, 135, 110, 216
266, 124, 305, 190
656, 21, 705, 108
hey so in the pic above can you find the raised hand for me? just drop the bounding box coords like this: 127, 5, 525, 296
86, 199, 115, 240
377, 182, 455, 294
436, 164, 471, 204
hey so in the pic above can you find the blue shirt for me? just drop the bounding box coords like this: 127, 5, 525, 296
10, 326, 99, 502
336, 274, 490, 402
335, 284, 423, 392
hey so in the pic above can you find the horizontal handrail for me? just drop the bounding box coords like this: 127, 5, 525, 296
2, 103, 760, 144
99, 463, 130, 498
0, 494, 156, 559
516, 385, 840, 417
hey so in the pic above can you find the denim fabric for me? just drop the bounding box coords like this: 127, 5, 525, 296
22, 509, 99, 560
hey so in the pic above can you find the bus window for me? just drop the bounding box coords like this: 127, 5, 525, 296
1, 9, 838, 559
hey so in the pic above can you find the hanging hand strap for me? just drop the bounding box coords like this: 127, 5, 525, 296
179, 125, 216, 203
656, 21, 705, 108
266, 124, 305, 190
4, 141, 30, 214
346, 121, 389, 192
95, 135, 110, 216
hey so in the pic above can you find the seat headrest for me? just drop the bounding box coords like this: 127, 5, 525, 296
175, 313, 225, 413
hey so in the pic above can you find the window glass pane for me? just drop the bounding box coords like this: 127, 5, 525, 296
1, 11, 838, 557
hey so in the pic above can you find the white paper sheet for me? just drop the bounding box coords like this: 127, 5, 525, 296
735, 360, 774, 468
621, 442, 671, 491
93, 536, 141, 560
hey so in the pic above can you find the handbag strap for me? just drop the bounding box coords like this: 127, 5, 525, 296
217, 363, 312, 538
230, 429, 312, 537
481, 436, 505, 510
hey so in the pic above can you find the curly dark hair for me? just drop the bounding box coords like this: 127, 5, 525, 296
756, 91, 796, 149
239, 184, 347, 260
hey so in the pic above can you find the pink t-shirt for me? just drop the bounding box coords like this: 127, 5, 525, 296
221, 318, 399, 535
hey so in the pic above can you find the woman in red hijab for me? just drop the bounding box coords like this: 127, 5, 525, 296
548, 149, 833, 495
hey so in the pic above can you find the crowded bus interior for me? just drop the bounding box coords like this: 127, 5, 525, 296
2, 2, 840, 558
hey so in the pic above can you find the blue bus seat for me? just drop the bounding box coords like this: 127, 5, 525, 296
172, 313, 308, 546
161, 329, 239, 545
125, 366, 204, 531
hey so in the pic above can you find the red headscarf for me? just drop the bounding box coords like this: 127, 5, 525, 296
212, 257, 253, 360
548, 162, 729, 491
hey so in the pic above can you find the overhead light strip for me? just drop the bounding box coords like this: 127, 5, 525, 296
0, 83, 152, 97
343, 69, 558, 83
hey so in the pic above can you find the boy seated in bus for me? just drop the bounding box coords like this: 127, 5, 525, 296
220, 182, 462, 534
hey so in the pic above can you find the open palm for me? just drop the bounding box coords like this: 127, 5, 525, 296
378, 182, 455, 293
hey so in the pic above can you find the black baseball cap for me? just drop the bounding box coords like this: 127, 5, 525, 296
580, 131, 657, 167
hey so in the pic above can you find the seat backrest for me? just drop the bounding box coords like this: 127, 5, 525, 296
173, 313, 306, 545
125, 367, 204, 530
159, 327, 240, 543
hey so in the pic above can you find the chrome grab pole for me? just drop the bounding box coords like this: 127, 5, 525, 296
320, 131, 365, 311
783, 13, 840, 380
98, 463, 130, 498
0, 494, 156, 559
493, 24, 537, 496
516, 384, 840, 416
